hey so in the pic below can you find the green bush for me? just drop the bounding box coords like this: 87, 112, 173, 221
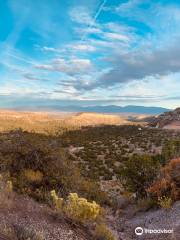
162, 140, 180, 162
119, 155, 160, 198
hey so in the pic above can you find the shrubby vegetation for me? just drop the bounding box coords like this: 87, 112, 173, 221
118, 155, 160, 198
162, 140, 180, 162
61, 125, 180, 181
14, 226, 44, 240
0, 121, 179, 239
158, 196, 172, 209
0, 174, 13, 208
95, 223, 116, 240
118, 150, 180, 208
0, 130, 108, 205
51, 191, 101, 223
0, 126, 179, 206
148, 158, 180, 203
50, 190, 115, 239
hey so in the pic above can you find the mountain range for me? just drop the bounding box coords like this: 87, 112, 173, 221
45, 105, 170, 115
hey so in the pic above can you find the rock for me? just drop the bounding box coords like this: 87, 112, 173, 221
149, 107, 180, 129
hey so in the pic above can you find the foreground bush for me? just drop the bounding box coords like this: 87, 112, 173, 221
51, 191, 100, 223
148, 158, 180, 202
95, 223, 116, 240
158, 196, 172, 209
50, 190, 116, 239
50, 190, 63, 212
119, 155, 160, 198
65, 193, 100, 223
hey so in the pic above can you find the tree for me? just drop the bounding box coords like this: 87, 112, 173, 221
119, 155, 160, 198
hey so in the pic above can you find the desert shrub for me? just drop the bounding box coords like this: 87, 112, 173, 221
65, 193, 100, 223
162, 140, 180, 162
6, 180, 13, 194
95, 223, 116, 240
23, 169, 43, 183
118, 155, 160, 198
50, 190, 63, 212
148, 158, 180, 202
158, 196, 172, 209
50, 191, 101, 223
79, 180, 110, 205
14, 225, 44, 240
0, 175, 13, 208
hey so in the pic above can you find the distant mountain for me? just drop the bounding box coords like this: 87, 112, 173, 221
52, 105, 170, 115
149, 107, 180, 129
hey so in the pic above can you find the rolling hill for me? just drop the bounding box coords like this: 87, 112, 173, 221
149, 107, 180, 130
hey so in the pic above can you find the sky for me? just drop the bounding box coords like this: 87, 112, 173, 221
0, 0, 180, 110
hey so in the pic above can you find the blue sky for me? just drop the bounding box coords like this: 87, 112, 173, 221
0, 0, 180, 109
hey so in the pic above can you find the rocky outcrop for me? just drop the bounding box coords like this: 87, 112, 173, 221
149, 108, 180, 129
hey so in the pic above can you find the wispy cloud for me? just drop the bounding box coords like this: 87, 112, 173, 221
23, 73, 49, 82
69, 6, 94, 25
71, 44, 96, 52
35, 57, 93, 76
41, 46, 62, 53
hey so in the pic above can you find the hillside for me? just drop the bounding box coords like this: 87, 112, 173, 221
149, 107, 180, 130
65, 112, 128, 126
0, 110, 140, 133
0, 192, 90, 240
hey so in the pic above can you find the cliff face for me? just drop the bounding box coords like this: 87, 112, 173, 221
149, 108, 180, 129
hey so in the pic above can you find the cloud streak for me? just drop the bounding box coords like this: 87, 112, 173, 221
81, 0, 108, 42
35, 58, 93, 76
